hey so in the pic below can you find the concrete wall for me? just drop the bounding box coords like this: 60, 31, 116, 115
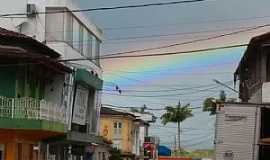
215, 103, 260, 160
249, 88, 262, 103
44, 75, 65, 107
99, 115, 135, 154
0, 1, 102, 76
132, 125, 140, 156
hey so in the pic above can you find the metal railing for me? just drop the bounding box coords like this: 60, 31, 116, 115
0, 96, 66, 123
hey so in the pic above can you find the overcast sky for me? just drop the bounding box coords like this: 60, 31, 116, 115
74, 0, 270, 149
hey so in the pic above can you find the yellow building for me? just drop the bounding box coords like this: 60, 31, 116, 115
99, 107, 136, 160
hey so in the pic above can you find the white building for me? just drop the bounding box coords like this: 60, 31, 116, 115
131, 112, 157, 159
215, 32, 270, 160
215, 103, 260, 160
0, 0, 103, 159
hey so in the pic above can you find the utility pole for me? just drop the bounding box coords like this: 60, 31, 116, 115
174, 135, 177, 156
177, 100, 181, 153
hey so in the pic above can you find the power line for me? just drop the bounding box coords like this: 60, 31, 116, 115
104, 61, 236, 74
102, 103, 202, 111
60, 43, 247, 62
0, 25, 257, 63
103, 80, 233, 93
105, 25, 261, 41
103, 15, 270, 31
0, 0, 206, 18
105, 70, 232, 76
102, 85, 222, 97
101, 24, 268, 57
10, 23, 258, 62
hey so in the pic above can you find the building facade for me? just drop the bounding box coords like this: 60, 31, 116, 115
0, 0, 103, 159
215, 32, 270, 160
0, 27, 72, 160
99, 107, 137, 160
131, 112, 156, 160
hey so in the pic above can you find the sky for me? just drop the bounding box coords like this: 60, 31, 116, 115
74, 0, 270, 150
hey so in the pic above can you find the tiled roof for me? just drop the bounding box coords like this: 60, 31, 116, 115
0, 27, 59, 58
0, 27, 72, 73
100, 107, 136, 118
0, 27, 29, 39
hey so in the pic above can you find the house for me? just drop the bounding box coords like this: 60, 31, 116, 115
99, 107, 137, 160
235, 31, 270, 103
0, 27, 72, 159
99, 107, 159, 160
0, 0, 103, 159
215, 32, 270, 160
131, 111, 157, 160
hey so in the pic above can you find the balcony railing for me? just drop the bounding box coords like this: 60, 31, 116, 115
0, 96, 66, 124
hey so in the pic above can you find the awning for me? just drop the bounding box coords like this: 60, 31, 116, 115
0, 46, 72, 74
75, 69, 103, 90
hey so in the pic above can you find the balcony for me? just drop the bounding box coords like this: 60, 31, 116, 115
0, 96, 66, 133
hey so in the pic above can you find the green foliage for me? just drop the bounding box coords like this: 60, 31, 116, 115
173, 149, 214, 158
203, 90, 227, 115
109, 148, 123, 160
203, 97, 217, 115
160, 103, 193, 125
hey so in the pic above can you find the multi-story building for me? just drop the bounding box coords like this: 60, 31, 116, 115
0, 27, 72, 160
131, 112, 156, 159
0, 0, 103, 159
215, 32, 270, 160
99, 107, 137, 160
99, 107, 158, 160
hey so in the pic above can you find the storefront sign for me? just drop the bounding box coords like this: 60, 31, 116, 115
72, 87, 89, 125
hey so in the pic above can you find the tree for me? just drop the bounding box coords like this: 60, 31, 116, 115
203, 97, 217, 115
109, 148, 123, 160
160, 101, 193, 152
203, 90, 226, 115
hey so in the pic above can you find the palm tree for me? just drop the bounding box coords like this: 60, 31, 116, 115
160, 101, 193, 152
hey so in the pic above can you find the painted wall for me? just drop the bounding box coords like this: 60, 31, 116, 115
99, 115, 135, 154
215, 103, 260, 160
44, 74, 65, 107
132, 124, 140, 155
0, 0, 103, 77
0, 67, 16, 97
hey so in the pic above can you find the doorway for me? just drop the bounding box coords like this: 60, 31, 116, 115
0, 144, 5, 160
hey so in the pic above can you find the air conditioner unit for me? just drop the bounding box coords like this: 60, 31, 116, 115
27, 4, 37, 17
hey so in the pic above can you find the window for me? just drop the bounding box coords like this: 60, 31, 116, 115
46, 7, 101, 65
83, 28, 88, 56
113, 140, 121, 150
92, 37, 101, 65
102, 152, 106, 160
95, 40, 101, 65
65, 12, 73, 46
73, 18, 80, 50
79, 25, 84, 54
87, 33, 93, 58
114, 122, 122, 135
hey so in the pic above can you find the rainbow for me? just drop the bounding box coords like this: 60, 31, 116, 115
102, 47, 245, 88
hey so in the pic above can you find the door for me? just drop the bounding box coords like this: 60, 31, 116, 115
0, 144, 4, 160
